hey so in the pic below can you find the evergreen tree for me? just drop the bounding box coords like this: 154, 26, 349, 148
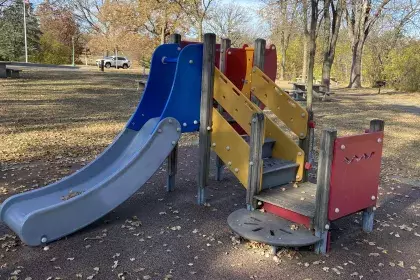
0, 0, 40, 61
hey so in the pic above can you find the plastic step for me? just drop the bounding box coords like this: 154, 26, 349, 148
255, 182, 317, 218
227, 209, 320, 247
242, 136, 276, 159
262, 158, 298, 189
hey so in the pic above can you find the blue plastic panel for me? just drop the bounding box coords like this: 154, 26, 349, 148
160, 44, 203, 132
127, 44, 180, 131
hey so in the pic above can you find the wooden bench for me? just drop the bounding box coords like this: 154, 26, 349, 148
6, 69, 21, 78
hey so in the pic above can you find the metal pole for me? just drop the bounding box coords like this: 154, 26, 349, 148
23, 0, 28, 63
166, 33, 181, 192
72, 36, 75, 66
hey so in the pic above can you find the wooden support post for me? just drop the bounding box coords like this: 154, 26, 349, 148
197, 33, 216, 205
246, 112, 265, 210
215, 38, 231, 181
299, 110, 314, 182
100, 59, 104, 72
252, 39, 266, 106
362, 119, 385, 232
314, 128, 337, 254
166, 33, 182, 192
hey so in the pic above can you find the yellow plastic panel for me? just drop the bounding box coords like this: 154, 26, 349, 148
251, 67, 308, 138
211, 108, 250, 187
213, 68, 261, 136
265, 119, 305, 181
241, 47, 254, 98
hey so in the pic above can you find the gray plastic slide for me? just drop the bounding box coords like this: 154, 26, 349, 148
0, 117, 181, 246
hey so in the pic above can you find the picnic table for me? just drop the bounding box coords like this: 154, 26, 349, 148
287, 82, 332, 101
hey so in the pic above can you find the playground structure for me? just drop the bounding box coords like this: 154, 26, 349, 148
0, 34, 384, 255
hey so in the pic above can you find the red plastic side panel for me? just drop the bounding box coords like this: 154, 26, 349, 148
328, 131, 384, 221
264, 44, 277, 81
180, 41, 220, 68
263, 203, 311, 228
225, 47, 247, 90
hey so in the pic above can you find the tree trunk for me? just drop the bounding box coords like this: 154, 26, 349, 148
301, 0, 309, 83
307, 0, 319, 111
280, 47, 286, 80
302, 36, 308, 83
198, 20, 203, 42
321, 0, 344, 92
160, 25, 165, 44
349, 40, 364, 88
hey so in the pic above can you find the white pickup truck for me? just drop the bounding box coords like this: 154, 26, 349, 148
96, 56, 131, 69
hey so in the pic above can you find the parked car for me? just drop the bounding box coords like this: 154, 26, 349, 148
96, 56, 131, 69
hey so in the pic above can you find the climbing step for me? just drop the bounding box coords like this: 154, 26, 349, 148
262, 158, 298, 189
255, 182, 317, 218
242, 135, 276, 159
227, 209, 320, 247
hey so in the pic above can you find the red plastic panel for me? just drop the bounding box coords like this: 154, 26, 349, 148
328, 131, 384, 221
225, 46, 248, 90
264, 44, 277, 81
263, 202, 311, 228
180, 41, 220, 68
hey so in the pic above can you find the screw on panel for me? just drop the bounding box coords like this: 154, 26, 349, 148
176, 128, 181, 132
183, 122, 187, 127
189, 60, 193, 64
234, 168, 239, 173
300, 132, 304, 137
257, 201, 262, 206
168, 119, 172, 123
41, 236, 47, 243
228, 51, 232, 55
371, 195, 376, 200
377, 138, 382, 143
296, 175, 300, 179
335, 208, 340, 213
177, 47, 181, 51
193, 120, 198, 125
161, 56, 167, 64
226, 146, 230, 151
249, 161, 254, 166
325, 224, 330, 230
207, 126, 211, 131
373, 207, 377, 211
301, 113, 305, 117
252, 118, 256, 123
298, 152, 302, 156
340, 144, 346, 150
212, 143, 216, 147
228, 161, 232, 166
171, 141, 176, 145
158, 129, 162, 133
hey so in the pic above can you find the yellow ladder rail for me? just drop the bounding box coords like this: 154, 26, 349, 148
211, 109, 251, 187
251, 67, 308, 139
213, 68, 305, 182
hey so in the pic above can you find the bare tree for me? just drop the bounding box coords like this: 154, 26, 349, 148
321, 0, 345, 91
174, 0, 217, 41
261, 0, 299, 80
206, 2, 251, 46
345, 0, 391, 88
